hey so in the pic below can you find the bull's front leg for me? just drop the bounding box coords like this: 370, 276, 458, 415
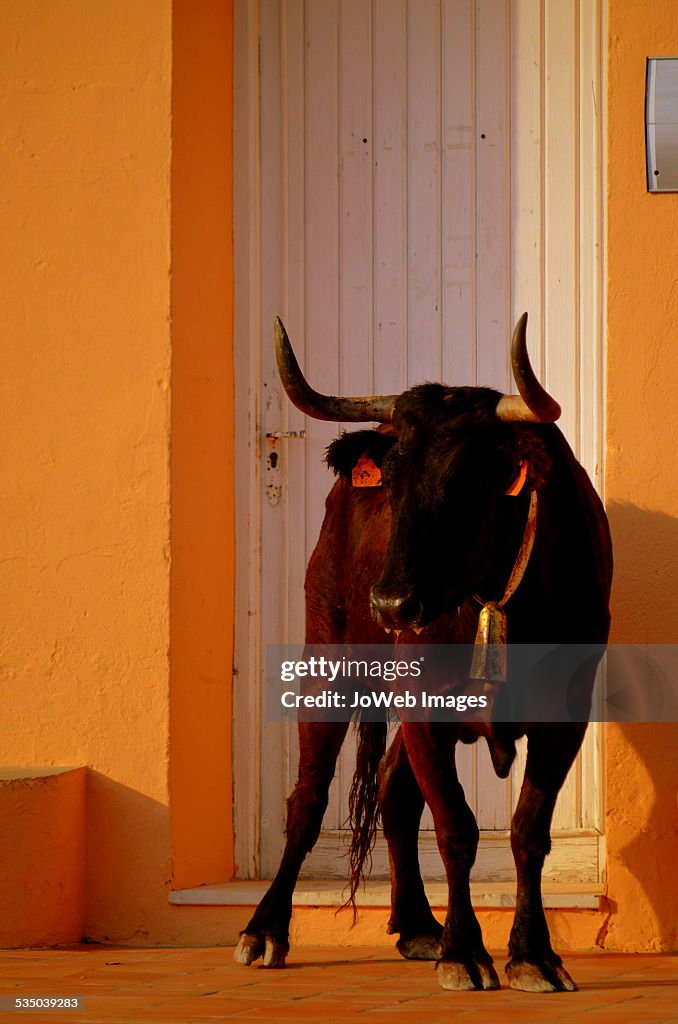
400, 722, 499, 990
234, 719, 348, 968
378, 727, 443, 960
507, 722, 587, 992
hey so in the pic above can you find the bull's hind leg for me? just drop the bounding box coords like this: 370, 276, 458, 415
379, 728, 443, 960
401, 722, 499, 991
234, 720, 349, 968
506, 722, 587, 992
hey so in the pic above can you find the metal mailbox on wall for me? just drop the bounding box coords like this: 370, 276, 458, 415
646, 58, 678, 191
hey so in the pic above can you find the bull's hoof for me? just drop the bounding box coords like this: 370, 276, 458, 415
437, 958, 500, 991
396, 934, 442, 961
233, 932, 288, 969
506, 959, 577, 993
263, 936, 288, 968
233, 933, 263, 965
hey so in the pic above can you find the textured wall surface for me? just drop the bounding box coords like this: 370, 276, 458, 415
0, 0, 236, 944
0, 768, 86, 946
604, 0, 678, 952
0, 0, 174, 942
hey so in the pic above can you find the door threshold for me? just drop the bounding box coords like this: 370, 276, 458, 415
169, 879, 602, 909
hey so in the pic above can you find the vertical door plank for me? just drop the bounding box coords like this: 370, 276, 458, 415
373, 0, 408, 395
473, 0, 511, 828
305, 0, 341, 561
578, 0, 602, 487
304, 0, 342, 831
233, 0, 262, 880
510, 0, 544, 379
335, 0, 375, 823
282, 0, 308, 645
259, 0, 289, 876
580, 716, 602, 833
281, 0, 308, 825
407, 0, 442, 385
442, 0, 476, 386
339, 0, 374, 398
475, 0, 510, 391
552, 743, 580, 831
544, 0, 578, 453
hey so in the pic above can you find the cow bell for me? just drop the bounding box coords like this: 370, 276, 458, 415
470, 602, 507, 683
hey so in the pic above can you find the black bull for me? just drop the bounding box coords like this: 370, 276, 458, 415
235, 316, 613, 993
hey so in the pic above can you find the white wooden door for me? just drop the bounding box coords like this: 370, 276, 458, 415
233, 0, 604, 885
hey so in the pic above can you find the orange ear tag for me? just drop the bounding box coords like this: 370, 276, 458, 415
352, 453, 382, 488
505, 460, 528, 497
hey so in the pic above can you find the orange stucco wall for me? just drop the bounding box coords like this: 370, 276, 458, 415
603, 0, 678, 952
0, 0, 174, 942
0, 0, 240, 945
0, 769, 86, 947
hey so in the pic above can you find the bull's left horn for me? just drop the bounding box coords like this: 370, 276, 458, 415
274, 317, 397, 423
495, 313, 561, 423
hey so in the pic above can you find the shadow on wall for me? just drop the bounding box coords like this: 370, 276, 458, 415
613, 723, 678, 950
85, 771, 172, 944
607, 502, 678, 645
605, 502, 678, 951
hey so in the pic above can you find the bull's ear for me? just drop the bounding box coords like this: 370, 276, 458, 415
508, 426, 553, 490
325, 429, 396, 478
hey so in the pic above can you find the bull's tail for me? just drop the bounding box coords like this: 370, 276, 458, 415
342, 720, 388, 922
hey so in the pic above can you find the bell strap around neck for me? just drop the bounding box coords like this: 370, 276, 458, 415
470, 490, 538, 683
473, 489, 538, 609
496, 488, 538, 608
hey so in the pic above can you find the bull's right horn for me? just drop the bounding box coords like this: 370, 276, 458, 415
274, 317, 397, 423
495, 313, 561, 423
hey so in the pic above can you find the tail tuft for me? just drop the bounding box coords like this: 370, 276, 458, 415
342, 720, 388, 922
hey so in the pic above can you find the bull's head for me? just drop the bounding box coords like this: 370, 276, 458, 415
275, 315, 559, 633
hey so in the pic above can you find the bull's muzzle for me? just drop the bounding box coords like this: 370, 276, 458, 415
369, 584, 424, 632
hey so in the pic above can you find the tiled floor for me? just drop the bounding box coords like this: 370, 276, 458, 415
0, 945, 675, 1024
